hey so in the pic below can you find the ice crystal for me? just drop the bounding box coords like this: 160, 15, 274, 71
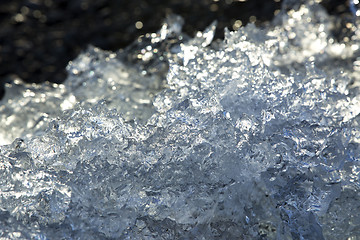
1, 1, 360, 239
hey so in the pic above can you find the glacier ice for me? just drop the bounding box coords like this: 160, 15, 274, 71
1, 1, 360, 239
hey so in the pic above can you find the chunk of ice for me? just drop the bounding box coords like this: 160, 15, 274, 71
1, 1, 360, 239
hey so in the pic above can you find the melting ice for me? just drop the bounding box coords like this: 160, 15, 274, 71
1, 1, 360, 239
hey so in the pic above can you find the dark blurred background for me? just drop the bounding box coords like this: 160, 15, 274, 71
0, 0, 350, 99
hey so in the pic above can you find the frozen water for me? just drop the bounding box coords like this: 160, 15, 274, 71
1, 1, 360, 239
0, 14, 186, 145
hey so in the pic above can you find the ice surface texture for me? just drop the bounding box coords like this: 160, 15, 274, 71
1, 1, 360, 239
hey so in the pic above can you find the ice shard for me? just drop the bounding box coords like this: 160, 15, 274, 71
0, 1, 360, 239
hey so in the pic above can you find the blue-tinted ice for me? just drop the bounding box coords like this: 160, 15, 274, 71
1, 1, 360, 239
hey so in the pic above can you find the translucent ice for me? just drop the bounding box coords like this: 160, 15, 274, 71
1, 1, 360, 239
